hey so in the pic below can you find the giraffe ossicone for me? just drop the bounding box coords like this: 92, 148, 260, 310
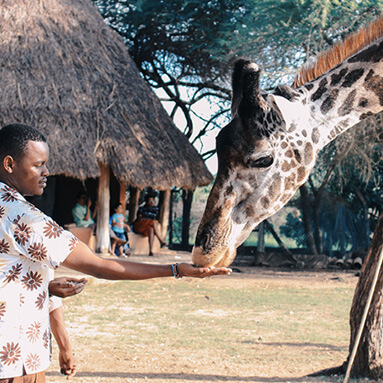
192, 17, 383, 268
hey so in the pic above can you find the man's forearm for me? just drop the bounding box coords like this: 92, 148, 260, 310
50, 306, 71, 352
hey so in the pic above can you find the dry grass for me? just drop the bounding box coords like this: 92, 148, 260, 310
46, 251, 373, 383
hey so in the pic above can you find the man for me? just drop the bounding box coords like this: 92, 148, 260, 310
0, 123, 231, 382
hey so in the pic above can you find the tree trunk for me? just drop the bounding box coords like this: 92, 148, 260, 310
168, 189, 175, 246
96, 162, 110, 254
348, 211, 383, 379
355, 188, 370, 250
181, 189, 194, 250
257, 222, 265, 253
312, 200, 323, 254
299, 184, 318, 255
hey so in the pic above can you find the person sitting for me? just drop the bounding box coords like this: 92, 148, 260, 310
133, 194, 167, 256
72, 192, 97, 228
111, 202, 131, 257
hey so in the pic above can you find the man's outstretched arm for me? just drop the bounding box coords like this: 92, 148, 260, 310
62, 241, 231, 280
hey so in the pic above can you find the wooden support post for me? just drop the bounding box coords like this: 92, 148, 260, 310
96, 163, 110, 254
119, 181, 127, 212
158, 190, 171, 240
128, 187, 140, 223
257, 221, 265, 253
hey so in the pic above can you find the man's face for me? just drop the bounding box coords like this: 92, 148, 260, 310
78, 194, 88, 206
9, 141, 49, 196
147, 197, 155, 207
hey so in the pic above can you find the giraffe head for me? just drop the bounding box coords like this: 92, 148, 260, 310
192, 59, 317, 267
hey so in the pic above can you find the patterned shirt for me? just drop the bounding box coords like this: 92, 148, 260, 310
0, 182, 78, 378
111, 213, 125, 234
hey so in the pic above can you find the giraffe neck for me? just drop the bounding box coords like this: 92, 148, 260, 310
295, 37, 383, 151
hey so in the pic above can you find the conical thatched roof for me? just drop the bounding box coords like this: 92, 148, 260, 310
0, 0, 212, 189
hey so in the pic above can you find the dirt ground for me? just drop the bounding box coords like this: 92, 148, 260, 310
47, 249, 369, 383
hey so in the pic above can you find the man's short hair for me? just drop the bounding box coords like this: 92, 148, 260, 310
0, 123, 46, 161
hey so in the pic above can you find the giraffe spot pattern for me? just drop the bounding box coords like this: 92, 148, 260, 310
297, 140, 303, 146
338, 89, 356, 116
245, 206, 255, 216
330, 68, 348, 86
311, 78, 328, 101
304, 83, 314, 91
293, 149, 302, 163
268, 179, 282, 202
312, 127, 320, 144
280, 192, 292, 204
302, 130, 307, 137
287, 123, 297, 133
261, 196, 270, 209
360, 112, 374, 120
320, 88, 339, 113
364, 72, 383, 106
284, 173, 296, 190
348, 40, 383, 63
341, 68, 364, 87
297, 167, 307, 183
281, 160, 296, 172
304, 143, 313, 165
365, 69, 374, 82
281, 141, 288, 149
359, 97, 368, 107
224, 185, 233, 196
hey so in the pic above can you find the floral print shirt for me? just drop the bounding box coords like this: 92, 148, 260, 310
0, 182, 78, 378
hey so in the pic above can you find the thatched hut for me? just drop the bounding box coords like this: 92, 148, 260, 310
0, 0, 212, 252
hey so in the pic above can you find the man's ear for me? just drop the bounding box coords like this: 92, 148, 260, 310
3, 155, 15, 174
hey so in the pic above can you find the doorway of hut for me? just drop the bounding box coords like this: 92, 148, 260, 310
26, 174, 171, 255
26, 173, 121, 250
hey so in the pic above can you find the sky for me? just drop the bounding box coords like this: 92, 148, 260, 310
156, 88, 230, 176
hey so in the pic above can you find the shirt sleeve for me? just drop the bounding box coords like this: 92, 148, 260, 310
49, 296, 63, 313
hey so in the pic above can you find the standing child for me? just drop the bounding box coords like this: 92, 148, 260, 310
111, 202, 131, 257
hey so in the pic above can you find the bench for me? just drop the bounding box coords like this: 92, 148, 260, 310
128, 232, 160, 255
64, 224, 96, 251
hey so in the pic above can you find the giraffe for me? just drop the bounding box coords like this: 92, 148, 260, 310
192, 17, 383, 268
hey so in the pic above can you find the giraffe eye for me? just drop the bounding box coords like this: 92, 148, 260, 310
247, 155, 274, 168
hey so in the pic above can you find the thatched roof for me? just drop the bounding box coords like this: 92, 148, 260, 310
0, 0, 212, 189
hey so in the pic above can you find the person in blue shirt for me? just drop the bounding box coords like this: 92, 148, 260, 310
111, 202, 131, 257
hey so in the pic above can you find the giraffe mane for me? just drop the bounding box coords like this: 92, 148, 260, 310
293, 15, 383, 88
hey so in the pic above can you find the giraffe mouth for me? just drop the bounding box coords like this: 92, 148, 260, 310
191, 245, 236, 268
191, 219, 250, 268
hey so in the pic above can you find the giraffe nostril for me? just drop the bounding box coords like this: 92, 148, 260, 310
202, 233, 211, 250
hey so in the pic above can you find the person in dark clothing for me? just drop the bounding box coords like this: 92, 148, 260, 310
133, 195, 166, 256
